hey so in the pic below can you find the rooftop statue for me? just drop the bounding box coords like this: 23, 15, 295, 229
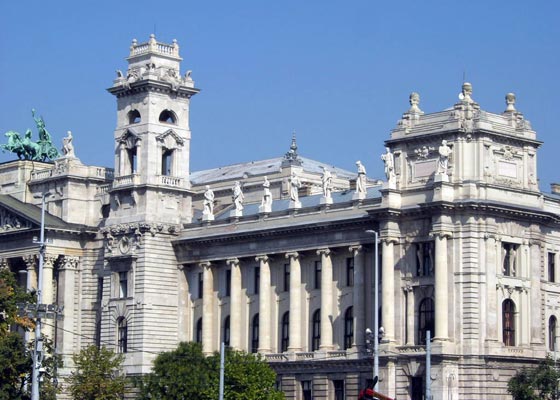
1, 110, 60, 161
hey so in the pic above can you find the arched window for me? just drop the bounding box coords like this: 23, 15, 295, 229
117, 317, 128, 353
251, 314, 259, 353
503, 299, 516, 346
312, 309, 321, 351
549, 316, 557, 351
344, 306, 354, 350
418, 298, 434, 345
159, 109, 177, 124
223, 316, 230, 347
281, 312, 289, 352
196, 318, 202, 343
127, 110, 141, 124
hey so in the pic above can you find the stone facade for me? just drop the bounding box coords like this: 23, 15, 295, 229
0, 36, 559, 399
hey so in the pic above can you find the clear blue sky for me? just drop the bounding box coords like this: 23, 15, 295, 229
1, 1, 559, 190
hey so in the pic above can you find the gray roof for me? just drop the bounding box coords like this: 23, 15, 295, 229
190, 156, 357, 186
0, 194, 76, 231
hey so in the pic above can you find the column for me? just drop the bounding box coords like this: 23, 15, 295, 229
317, 248, 333, 350
58, 256, 79, 366
381, 239, 395, 342
227, 258, 242, 350
350, 246, 365, 349
177, 265, 190, 343
42, 255, 57, 340
434, 233, 450, 341
404, 285, 414, 345
24, 255, 37, 293
256, 255, 272, 353
286, 252, 302, 352
201, 262, 214, 355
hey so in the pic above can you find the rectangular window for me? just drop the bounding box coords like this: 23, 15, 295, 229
346, 257, 354, 287
161, 149, 173, 176
314, 261, 322, 290
284, 264, 290, 292
254, 266, 260, 295
333, 380, 345, 400
198, 272, 203, 299
549, 253, 556, 282
118, 271, 128, 298
225, 269, 232, 297
301, 380, 312, 400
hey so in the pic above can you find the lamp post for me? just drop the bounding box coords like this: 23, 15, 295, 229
365, 229, 379, 388
31, 192, 50, 400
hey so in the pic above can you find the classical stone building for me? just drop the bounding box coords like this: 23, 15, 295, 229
1, 35, 559, 399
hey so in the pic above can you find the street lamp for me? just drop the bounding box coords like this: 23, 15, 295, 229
365, 229, 379, 389
31, 191, 51, 400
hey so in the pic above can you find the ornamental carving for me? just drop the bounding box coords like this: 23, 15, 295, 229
0, 208, 30, 232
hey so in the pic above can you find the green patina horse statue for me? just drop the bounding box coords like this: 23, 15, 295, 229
1, 110, 60, 161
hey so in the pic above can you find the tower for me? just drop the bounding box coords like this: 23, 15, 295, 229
107, 34, 199, 225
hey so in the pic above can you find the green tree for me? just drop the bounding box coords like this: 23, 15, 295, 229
508, 357, 560, 400
138, 342, 284, 400
0, 268, 34, 400
66, 345, 126, 400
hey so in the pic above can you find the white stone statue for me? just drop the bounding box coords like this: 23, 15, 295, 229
261, 176, 272, 208
355, 161, 367, 195
321, 167, 333, 198
202, 185, 215, 219
289, 171, 302, 203
436, 140, 452, 175
232, 181, 244, 212
409, 92, 423, 114
62, 130, 75, 158
459, 82, 474, 103
380, 147, 395, 183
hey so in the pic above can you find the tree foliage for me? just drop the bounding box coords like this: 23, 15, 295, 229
0, 268, 34, 400
138, 342, 284, 400
508, 357, 560, 400
66, 345, 126, 400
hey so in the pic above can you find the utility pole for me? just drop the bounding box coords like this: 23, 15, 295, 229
365, 229, 379, 388
426, 330, 431, 400
219, 342, 225, 400
31, 192, 48, 400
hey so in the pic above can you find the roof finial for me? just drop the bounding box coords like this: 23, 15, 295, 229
458, 82, 474, 103
283, 131, 301, 165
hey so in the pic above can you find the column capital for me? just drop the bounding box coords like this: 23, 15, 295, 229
349, 245, 363, 255
429, 231, 453, 240
226, 258, 240, 267
380, 237, 399, 245
58, 256, 79, 270
23, 254, 37, 267
403, 284, 414, 293
484, 233, 498, 241
199, 261, 212, 269
255, 254, 270, 263
285, 252, 299, 260
0, 258, 8, 270
316, 248, 331, 257
43, 254, 58, 269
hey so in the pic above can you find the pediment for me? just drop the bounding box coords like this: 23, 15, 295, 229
156, 129, 184, 149
0, 205, 34, 233
116, 128, 141, 149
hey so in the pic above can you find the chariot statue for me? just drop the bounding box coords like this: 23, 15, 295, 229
1, 109, 60, 161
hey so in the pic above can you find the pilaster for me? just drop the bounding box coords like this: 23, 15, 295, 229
381, 238, 397, 342
350, 245, 365, 349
